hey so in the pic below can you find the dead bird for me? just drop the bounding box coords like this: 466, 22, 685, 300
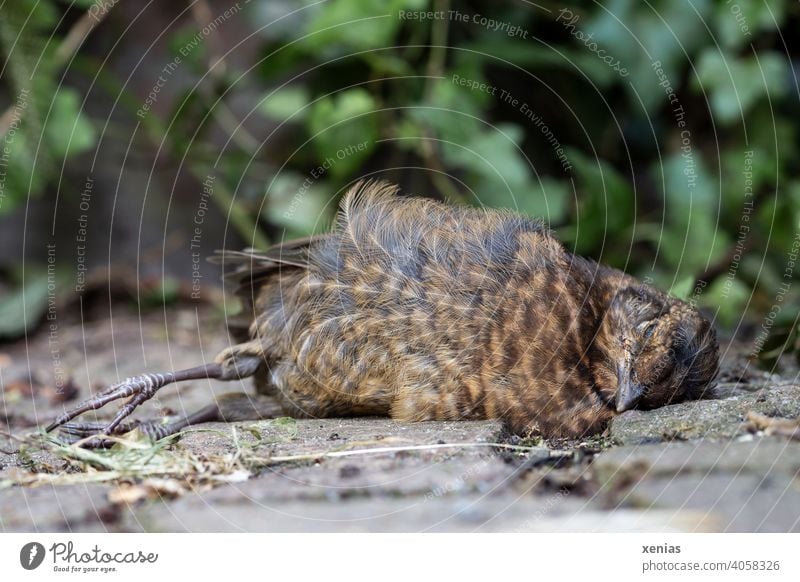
45, 180, 719, 444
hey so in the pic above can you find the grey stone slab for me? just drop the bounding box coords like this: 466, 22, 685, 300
620, 473, 800, 532
516, 508, 721, 532
204, 456, 516, 503
593, 438, 800, 483
175, 417, 508, 460
591, 438, 800, 532
0, 484, 115, 532
610, 383, 800, 445
118, 491, 587, 532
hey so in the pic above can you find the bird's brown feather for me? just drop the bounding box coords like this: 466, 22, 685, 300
46, 179, 719, 443
212, 180, 719, 438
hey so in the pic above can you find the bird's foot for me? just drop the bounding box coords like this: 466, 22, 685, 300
54, 418, 177, 448
56, 420, 137, 448
58, 420, 176, 449
45, 373, 173, 436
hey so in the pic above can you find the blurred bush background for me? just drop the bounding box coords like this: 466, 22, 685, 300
0, 0, 798, 365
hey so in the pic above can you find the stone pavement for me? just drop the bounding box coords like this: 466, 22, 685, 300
1, 308, 799, 532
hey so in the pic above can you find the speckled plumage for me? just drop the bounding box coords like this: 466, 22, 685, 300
47, 180, 720, 443
217, 180, 719, 438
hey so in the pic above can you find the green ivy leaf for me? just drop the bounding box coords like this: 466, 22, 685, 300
669, 275, 695, 299
307, 89, 377, 178
263, 173, 335, 236
303, 0, 426, 53
713, 0, 786, 49
0, 132, 47, 213
45, 88, 97, 158
0, 275, 50, 340
561, 148, 634, 256
446, 123, 528, 188
693, 50, 788, 124
260, 86, 310, 122
653, 153, 729, 278
481, 175, 570, 224
586, 0, 712, 111
702, 276, 749, 328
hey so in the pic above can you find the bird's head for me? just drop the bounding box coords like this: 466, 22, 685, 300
598, 285, 719, 413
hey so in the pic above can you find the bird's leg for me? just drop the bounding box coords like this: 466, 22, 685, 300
55, 393, 284, 448
56, 405, 219, 447
45, 363, 223, 435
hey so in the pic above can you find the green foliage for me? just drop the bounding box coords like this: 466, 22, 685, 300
307, 89, 378, 178
0, 274, 50, 339
668, 276, 697, 300
586, 0, 713, 110
653, 153, 728, 280
302, 0, 427, 52
712, 0, 786, 49
262, 173, 335, 237
0, 0, 98, 213
260, 86, 311, 122
563, 148, 635, 259
693, 50, 788, 124
46, 89, 97, 157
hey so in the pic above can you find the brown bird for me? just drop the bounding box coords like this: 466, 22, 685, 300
46, 180, 719, 444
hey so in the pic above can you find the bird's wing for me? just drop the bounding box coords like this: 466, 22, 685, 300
209, 236, 328, 342
209, 235, 324, 269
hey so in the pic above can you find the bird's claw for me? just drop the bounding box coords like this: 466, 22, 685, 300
54, 418, 175, 448
55, 420, 141, 448
45, 373, 171, 436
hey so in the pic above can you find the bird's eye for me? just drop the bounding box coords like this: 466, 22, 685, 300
639, 321, 657, 339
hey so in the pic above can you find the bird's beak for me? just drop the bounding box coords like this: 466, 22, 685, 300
615, 365, 644, 413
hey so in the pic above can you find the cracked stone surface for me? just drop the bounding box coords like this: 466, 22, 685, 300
2, 308, 800, 532
610, 382, 800, 445
175, 417, 508, 458
0, 484, 117, 532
